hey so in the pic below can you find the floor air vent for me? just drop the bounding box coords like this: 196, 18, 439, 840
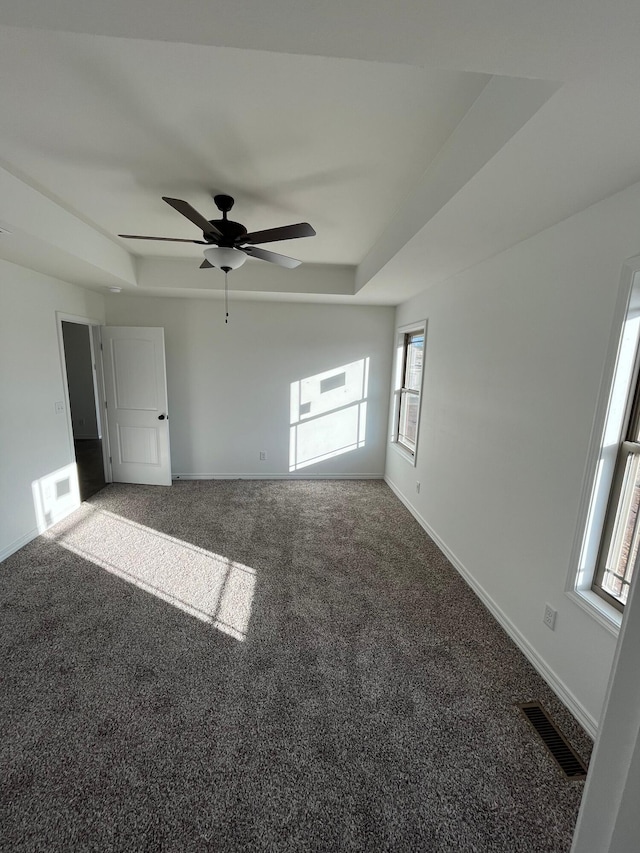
517, 702, 587, 780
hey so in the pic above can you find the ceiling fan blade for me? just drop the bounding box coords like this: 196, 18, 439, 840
200, 259, 214, 269
119, 234, 208, 243
242, 222, 316, 245
244, 246, 301, 268
162, 197, 223, 241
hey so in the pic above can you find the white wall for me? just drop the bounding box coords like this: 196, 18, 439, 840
385, 179, 640, 733
105, 296, 394, 478
61, 321, 99, 439
0, 259, 105, 559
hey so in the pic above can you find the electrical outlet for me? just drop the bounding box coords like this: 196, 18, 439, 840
543, 604, 557, 631
54, 401, 64, 415
259, 451, 267, 461
416, 481, 421, 494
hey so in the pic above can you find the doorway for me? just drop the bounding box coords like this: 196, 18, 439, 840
61, 321, 107, 500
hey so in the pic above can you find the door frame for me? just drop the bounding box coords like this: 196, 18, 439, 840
56, 311, 113, 484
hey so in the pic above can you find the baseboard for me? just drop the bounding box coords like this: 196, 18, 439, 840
0, 527, 40, 563
172, 473, 384, 480
384, 475, 599, 740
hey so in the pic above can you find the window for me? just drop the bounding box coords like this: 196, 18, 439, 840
574, 264, 640, 621
391, 321, 426, 462
593, 321, 640, 610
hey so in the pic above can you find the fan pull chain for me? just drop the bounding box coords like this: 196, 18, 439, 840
224, 270, 229, 324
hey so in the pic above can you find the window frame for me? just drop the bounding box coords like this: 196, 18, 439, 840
568, 258, 640, 633
592, 346, 640, 611
390, 320, 426, 465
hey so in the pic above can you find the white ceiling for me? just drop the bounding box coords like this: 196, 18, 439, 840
1, 2, 640, 303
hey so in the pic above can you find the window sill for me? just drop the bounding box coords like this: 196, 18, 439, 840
566, 588, 622, 637
390, 440, 417, 467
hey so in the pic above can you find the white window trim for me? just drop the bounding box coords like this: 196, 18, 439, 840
566, 256, 640, 635
390, 320, 427, 467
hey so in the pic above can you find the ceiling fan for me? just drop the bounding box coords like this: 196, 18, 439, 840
119, 194, 316, 272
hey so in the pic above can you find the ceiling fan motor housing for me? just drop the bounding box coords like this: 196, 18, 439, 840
206, 194, 248, 245
206, 218, 247, 245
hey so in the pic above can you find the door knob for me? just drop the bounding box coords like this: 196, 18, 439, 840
158, 414, 166, 420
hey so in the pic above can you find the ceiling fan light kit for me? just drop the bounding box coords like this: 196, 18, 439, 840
203, 246, 248, 271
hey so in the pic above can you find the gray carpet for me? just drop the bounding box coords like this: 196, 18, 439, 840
0, 480, 590, 852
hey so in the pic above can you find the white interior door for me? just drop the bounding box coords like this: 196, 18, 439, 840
102, 326, 172, 486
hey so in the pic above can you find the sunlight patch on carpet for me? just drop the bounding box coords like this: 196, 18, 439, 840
45, 505, 255, 640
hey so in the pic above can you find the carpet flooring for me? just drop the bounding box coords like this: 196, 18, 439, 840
0, 480, 591, 852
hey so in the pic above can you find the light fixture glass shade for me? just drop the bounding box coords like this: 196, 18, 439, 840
203, 246, 248, 270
